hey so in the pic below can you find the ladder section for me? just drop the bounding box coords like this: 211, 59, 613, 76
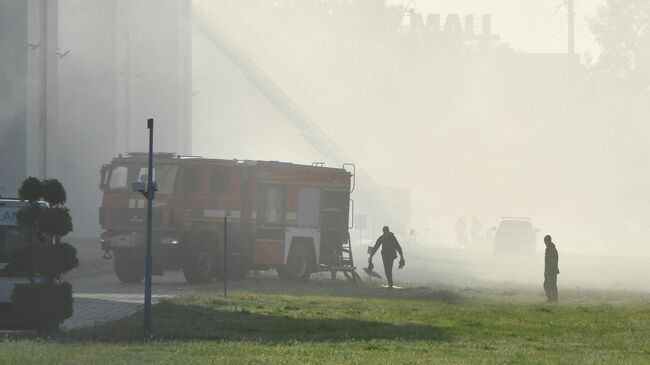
341, 234, 354, 267
327, 233, 361, 285
192, 6, 348, 164
191, 5, 390, 223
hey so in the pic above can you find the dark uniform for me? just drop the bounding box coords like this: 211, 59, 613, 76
370, 229, 404, 288
544, 240, 559, 302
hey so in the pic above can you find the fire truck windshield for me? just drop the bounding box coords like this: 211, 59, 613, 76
107, 164, 178, 194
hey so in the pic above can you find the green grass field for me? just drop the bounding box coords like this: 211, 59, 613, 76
2, 278, 650, 364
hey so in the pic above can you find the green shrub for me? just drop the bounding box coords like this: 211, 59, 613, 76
7, 245, 39, 281
11, 282, 73, 331
39, 207, 73, 240
16, 205, 73, 244
18, 177, 42, 202
41, 179, 67, 206
8, 177, 78, 331
50, 242, 79, 276
10, 178, 77, 284
15, 203, 42, 232
9, 243, 79, 284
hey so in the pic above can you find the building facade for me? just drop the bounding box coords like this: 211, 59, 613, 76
0, 0, 192, 236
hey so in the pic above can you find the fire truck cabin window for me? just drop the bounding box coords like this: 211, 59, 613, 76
108, 166, 128, 190
257, 183, 286, 227
154, 165, 178, 194
181, 166, 203, 193
108, 164, 178, 194
210, 166, 230, 194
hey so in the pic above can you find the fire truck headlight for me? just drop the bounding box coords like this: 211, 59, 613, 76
160, 237, 179, 245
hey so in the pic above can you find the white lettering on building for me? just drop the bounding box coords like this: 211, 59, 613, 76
409, 14, 500, 42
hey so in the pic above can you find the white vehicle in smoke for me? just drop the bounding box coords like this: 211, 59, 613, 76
493, 217, 539, 256
0, 198, 37, 316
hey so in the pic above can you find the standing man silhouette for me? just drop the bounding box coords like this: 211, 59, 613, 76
369, 226, 405, 289
543, 235, 560, 302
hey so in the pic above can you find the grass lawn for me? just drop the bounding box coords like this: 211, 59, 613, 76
1, 278, 650, 364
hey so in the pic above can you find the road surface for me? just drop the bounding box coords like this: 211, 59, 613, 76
62, 245, 650, 330
62, 271, 190, 330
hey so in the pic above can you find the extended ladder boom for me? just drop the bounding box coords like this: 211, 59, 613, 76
191, 4, 410, 234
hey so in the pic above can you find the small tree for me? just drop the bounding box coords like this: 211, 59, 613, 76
590, 0, 650, 91
10, 177, 78, 284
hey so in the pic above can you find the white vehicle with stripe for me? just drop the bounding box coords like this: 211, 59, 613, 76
0, 199, 34, 315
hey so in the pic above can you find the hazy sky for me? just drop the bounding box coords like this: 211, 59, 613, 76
192, 0, 650, 254
391, 0, 607, 57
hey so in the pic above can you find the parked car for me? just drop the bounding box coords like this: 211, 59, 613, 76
492, 217, 538, 256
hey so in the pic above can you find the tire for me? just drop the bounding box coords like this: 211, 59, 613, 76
114, 251, 145, 284
276, 266, 291, 280
278, 244, 315, 281
182, 243, 215, 284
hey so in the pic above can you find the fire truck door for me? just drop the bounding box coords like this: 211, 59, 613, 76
297, 187, 320, 229
255, 183, 286, 239
253, 183, 286, 265
296, 187, 321, 263
319, 189, 350, 264
176, 165, 207, 223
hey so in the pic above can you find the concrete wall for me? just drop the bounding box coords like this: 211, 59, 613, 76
57, 0, 118, 236
56, 0, 191, 236
0, 1, 28, 198
115, 0, 192, 155
0, 1, 192, 237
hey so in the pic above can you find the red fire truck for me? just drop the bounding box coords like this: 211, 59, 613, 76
99, 153, 357, 284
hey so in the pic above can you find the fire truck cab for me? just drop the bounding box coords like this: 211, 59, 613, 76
99, 153, 356, 284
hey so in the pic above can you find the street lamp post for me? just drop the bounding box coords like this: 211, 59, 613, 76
129, 118, 156, 334
143, 118, 155, 333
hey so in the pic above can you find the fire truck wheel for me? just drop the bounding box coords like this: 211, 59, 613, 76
276, 267, 291, 280
280, 244, 315, 281
114, 251, 145, 284
214, 253, 247, 280
182, 244, 215, 284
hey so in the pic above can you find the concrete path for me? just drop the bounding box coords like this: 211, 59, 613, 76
62, 271, 191, 330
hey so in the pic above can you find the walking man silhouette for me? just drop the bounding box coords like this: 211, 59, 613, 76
369, 226, 404, 289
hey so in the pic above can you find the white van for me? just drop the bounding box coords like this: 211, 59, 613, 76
0, 199, 32, 308
493, 217, 539, 256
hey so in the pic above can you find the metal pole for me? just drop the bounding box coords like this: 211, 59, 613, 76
44, 0, 58, 179
223, 215, 228, 297
144, 118, 154, 334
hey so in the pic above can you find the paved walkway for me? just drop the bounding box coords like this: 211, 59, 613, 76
62, 271, 191, 330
